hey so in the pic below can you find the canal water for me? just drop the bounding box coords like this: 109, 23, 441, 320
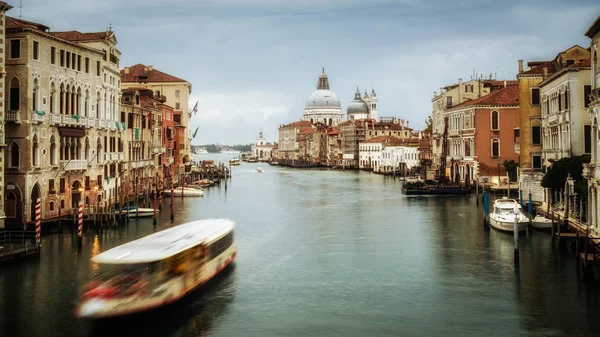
1, 153, 599, 337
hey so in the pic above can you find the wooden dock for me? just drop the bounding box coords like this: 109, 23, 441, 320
0, 231, 39, 263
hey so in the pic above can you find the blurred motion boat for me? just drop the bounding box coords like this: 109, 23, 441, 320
76, 219, 236, 318
256, 167, 264, 173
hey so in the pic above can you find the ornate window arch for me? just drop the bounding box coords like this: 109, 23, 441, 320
491, 138, 500, 158
32, 134, 40, 167
9, 76, 20, 111
491, 110, 499, 131
8, 141, 20, 168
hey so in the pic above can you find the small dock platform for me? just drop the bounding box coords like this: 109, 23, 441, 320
0, 231, 39, 263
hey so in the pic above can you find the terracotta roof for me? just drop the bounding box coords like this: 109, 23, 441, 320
570, 59, 591, 67
363, 135, 404, 144
585, 15, 600, 38
299, 129, 314, 135
121, 64, 187, 83
519, 61, 555, 75
48, 31, 112, 42
6, 16, 49, 31
450, 85, 519, 109
484, 80, 518, 87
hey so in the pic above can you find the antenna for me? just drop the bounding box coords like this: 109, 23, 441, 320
19, 0, 23, 19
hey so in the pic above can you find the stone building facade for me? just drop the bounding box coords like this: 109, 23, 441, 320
0, 2, 12, 228
4, 17, 123, 228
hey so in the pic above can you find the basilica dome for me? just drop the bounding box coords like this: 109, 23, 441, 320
347, 87, 369, 117
302, 68, 344, 126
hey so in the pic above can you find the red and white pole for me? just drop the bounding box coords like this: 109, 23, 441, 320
77, 200, 83, 247
35, 198, 41, 247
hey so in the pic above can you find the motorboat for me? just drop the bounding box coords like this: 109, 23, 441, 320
256, 167, 264, 173
532, 215, 553, 230
115, 206, 155, 218
193, 179, 215, 188
163, 187, 204, 197
229, 158, 241, 166
76, 219, 236, 318
488, 197, 530, 232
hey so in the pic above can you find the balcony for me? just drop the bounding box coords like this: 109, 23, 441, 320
87, 117, 96, 127
152, 146, 166, 154
6, 111, 21, 123
97, 119, 106, 128
31, 111, 45, 123
547, 114, 558, 125
49, 113, 61, 124
61, 115, 85, 127
60, 159, 87, 171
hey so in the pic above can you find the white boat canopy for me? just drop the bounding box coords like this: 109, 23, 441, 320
494, 198, 520, 209
91, 219, 235, 265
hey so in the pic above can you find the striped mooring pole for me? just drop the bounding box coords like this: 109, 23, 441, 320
77, 201, 83, 247
35, 198, 41, 248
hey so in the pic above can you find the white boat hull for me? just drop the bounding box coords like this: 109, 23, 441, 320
489, 217, 529, 232
163, 188, 204, 197
76, 245, 236, 319
532, 217, 553, 229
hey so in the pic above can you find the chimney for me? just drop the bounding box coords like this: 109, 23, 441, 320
406, 121, 410, 128
543, 67, 548, 78
458, 78, 463, 102
518, 60, 524, 73
143, 67, 148, 73
434, 91, 437, 97
148, 65, 153, 72
504, 80, 507, 88
124, 67, 130, 74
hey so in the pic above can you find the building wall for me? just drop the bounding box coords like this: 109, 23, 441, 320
474, 106, 520, 178
587, 24, 600, 235
517, 75, 544, 169
4, 26, 124, 226
0, 4, 10, 228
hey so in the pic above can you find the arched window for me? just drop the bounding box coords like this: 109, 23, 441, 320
50, 82, 56, 114
32, 134, 40, 167
491, 110, 499, 131
76, 87, 82, 116
9, 77, 20, 111
50, 136, 56, 166
329, 118, 332, 126
85, 89, 90, 117
9, 142, 19, 168
492, 139, 500, 158
85, 138, 90, 161
96, 91, 102, 119
32, 78, 39, 112
5, 191, 17, 218
59, 83, 65, 114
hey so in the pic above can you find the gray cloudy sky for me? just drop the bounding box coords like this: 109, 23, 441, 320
13, 0, 600, 145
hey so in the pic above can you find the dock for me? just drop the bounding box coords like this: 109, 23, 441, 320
0, 231, 39, 263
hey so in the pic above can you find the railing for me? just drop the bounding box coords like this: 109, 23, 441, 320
152, 146, 166, 154
87, 117, 96, 127
49, 113, 61, 124
97, 119, 106, 128
0, 231, 37, 256
548, 114, 558, 125
31, 111, 45, 123
60, 159, 87, 171
6, 111, 21, 123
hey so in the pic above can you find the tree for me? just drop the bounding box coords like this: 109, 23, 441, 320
424, 116, 433, 134
541, 155, 590, 195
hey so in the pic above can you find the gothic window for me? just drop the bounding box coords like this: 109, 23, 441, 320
50, 82, 56, 114
9, 77, 20, 111
9, 142, 19, 168
491, 111, 499, 131
32, 78, 40, 112
491, 139, 499, 158
32, 135, 40, 167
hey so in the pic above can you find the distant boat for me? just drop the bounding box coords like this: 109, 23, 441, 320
256, 167, 264, 173
229, 158, 241, 166
194, 147, 208, 154
115, 206, 155, 218
163, 187, 204, 197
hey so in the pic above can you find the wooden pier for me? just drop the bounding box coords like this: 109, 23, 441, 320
0, 231, 39, 263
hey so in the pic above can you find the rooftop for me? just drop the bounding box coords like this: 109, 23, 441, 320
121, 63, 188, 83
450, 85, 519, 109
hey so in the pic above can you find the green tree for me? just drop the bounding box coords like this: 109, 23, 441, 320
541, 155, 590, 195
424, 116, 433, 134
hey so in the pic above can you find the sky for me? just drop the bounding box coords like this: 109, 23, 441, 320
12, 0, 600, 145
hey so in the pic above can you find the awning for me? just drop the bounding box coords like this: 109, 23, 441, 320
58, 127, 86, 137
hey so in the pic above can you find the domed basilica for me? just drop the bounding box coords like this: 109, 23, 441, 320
302, 68, 378, 126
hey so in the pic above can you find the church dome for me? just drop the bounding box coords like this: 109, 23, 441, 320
347, 87, 369, 116
305, 89, 341, 109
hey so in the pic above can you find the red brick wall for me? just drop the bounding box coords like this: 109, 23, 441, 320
474, 106, 519, 177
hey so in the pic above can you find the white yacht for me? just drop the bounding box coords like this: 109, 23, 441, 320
163, 187, 204, 197
532, 215, 553, 229
76, 219, 236, 318
488, 197, 529, 232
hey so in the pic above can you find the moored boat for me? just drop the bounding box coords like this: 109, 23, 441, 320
488, 197, 529, 232
163, 187, 204, 197
76, 219, 236, 319
532, 215, 552, 229
115, 206, 155, 218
